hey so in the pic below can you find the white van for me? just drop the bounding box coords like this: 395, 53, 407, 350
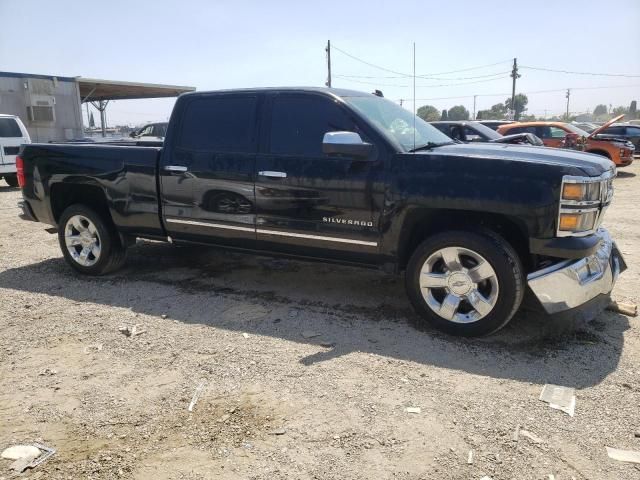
0, 114, 30, 187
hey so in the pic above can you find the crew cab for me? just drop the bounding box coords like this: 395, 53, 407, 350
498, 116, 635, 167
0, 114, 30, 187
17, 88, 626, 336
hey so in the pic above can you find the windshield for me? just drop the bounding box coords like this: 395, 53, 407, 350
563, 124, 590, 136
341, 95, 453, 151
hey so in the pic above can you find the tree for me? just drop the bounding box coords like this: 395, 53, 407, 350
417, 105, 440, 122
630, 100, 637, 119
505, 94, 528, 121
89, 112, 95, 128
612, 105, 629, 116
441, 109, 448, 121
477, 103, 507, 120
447, 105, 470, 121
593, 104, 608, 117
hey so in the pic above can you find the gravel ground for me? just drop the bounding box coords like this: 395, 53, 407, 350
0, 164, 639, 480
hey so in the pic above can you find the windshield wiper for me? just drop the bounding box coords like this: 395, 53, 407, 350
408, 141, 455, 152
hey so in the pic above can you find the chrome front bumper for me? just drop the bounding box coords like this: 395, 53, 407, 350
527, 228, 626, 314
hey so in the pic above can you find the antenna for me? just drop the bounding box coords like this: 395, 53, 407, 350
413, 42, 416, 152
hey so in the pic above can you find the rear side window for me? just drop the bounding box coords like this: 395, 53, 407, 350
549, 127, 566, 138
509, 126, 538, 136
603, 126, 625, 135
178, 96, 258, 152
0, 118, 22, 137
626, 127, 640, 136
269, 95, 355, 156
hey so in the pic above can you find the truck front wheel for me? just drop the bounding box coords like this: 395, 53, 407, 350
58, 204, 126, 275
405, 230, 524, 336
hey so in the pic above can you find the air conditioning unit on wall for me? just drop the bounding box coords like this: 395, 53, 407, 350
27, 94, 56, 123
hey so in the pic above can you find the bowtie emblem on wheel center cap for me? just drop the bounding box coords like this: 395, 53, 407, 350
447, 272, 473, 295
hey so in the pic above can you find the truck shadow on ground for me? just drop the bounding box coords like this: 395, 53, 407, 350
0, 241, 629, 388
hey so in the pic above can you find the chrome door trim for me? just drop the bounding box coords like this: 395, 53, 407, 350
257, 228, 377, 247
258, 171, 287, 178
165, 218, 254, 232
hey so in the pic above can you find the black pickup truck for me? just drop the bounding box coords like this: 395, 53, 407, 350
16, 87, 626, 336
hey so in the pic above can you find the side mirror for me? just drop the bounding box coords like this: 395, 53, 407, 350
129, 131, 137, 138
322, 131, 374, 159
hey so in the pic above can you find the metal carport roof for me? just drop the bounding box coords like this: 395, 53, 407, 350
78, 78, 195, 102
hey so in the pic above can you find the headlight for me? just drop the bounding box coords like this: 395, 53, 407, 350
557, 171, 615, 237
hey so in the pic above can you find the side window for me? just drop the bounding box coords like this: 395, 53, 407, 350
269, 95, 355, 156
140, 125, 154, 136
156, 124, 167, 137
179, 95, 257, 152
508, 126, 536, 135
549, 127, 567, 138
0, 118, 23, 137
626, 127, 640, 136
464, 126, 483, 141
604, 126, 624, 135
448, 125, 464, 141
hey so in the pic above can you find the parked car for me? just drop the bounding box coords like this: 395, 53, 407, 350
17, 87, 625, 337
593, 123, 640, 151
430, 121, 543, 146
497, 116, 634, 167
0, 114, 30, 187
477, 120, 515, 131
572, 122, 598, 133
129, 122, 168, 142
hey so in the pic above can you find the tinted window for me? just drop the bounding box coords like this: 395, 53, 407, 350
603, 126, 625, 135
270, 95, 355, 156
179, 96, 257, 152
549, 127, 566, 138
0, 118, 22, 137
626, 127, 640, 136
509, 126, 537, 135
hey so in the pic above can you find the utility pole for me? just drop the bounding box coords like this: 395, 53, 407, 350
565, 89, 571, 120
510, 58, 520, 120
473, 95, 477, 120
325, 40, 332, 88
399, 99, 403, 107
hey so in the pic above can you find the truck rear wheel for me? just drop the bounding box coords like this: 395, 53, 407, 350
405, 229, 524, 336
3, 174, 18, 188
58, 204, 126, 275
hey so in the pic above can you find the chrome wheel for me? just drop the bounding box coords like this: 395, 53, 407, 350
64, 215, 102, 267
419, 246, 499, 323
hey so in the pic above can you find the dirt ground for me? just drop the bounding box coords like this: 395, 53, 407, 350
0, 162, 639, 480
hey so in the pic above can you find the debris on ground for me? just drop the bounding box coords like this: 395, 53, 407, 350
479, 476, 493, 480
269, 428, 287, 435
519, 429, 543, 444
539, 384, 576, 416
83, 343, 103, 354
118, 324, 146, 337
467, 449, 474, 464
242, 332, 249, 339
607, 300, 638, 317
188, 382, 206, 412
38, 368, 57, 376
1, 443, 55, 473
160, 314, 168, 319
301, 330, 320, 339
405, 407, 421, 414
2, 445, 41, 460
512, 424, 520, 442
606, 446, 640, 464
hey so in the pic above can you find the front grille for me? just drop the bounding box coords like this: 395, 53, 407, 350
3, 146, 19, 156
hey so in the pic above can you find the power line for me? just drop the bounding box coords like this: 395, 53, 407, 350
520, 65, 640, 78
334, 70, 511, 81
333, 74, 510, 88
331, 43, 512, 78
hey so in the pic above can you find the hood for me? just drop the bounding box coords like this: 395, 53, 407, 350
589, 114, 625, 138
426, 142, 613, 177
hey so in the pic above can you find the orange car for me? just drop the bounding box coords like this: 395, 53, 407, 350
498, 115, 634, 167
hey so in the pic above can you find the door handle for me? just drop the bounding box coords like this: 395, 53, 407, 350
258, 171, 287, 178
164, 165, 188, 173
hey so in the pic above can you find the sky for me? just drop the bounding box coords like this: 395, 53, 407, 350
1, 0, 639, 126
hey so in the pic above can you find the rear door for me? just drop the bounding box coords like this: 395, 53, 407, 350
254, 92, 384, 260
159, 93, 260, 247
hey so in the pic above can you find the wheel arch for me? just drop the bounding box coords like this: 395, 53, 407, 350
50, 183, 114, 227
586, 149, 611, 159
397, 208, 530, 272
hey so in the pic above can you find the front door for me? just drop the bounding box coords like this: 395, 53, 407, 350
254, 93, 384, 262
159, 93, 260, 248
539, 125, 566, 148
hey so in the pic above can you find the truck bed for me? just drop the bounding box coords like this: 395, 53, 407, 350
19, 143, 165, 238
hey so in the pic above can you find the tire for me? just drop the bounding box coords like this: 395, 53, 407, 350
3, 174, 18, 188
405, 229, 524, 337
58, 204, 126, 275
